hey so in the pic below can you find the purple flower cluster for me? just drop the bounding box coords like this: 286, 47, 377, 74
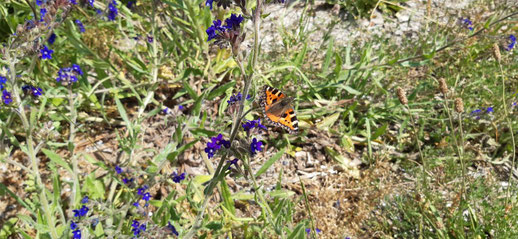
250, 138, 263, 155
227, 92, 250, 105
0, 77, 13, 105
131, 220, 147, 237
73, 205, 89, 217
70, 196, 89, 238
205, 0, 231, 9
40, 8, 47, 22
242, 119, 266, 132
2, 90, 13, 105
70, 221, 81, 238
461, 18, 473, 31
206, 14, 244, 42
22, 85, 44, 98
48, 33, 57, 45
0, 76, 6, 90
75, 19, 85, 33
171, 171, 186, 183
115, 165, 123, 174
107, 0, 118, 21
40, 45, 54, 60
56, 64, 83, 85
205, 134, 231, 158
506, 34, 516, 51
227, 158, 239, 169
167, 222, 179, 236
133, 185, 151, 208
305, 228, 322, 235
470, 106, 493, 120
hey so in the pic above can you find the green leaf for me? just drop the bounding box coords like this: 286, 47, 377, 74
207, 81, 236, 100
316, 112, 340, 130
371, 123, 388, 140
268, 189, 295, 199
114, 97, 132, 133
0, 183, 34, 215
167, 140, 198, 163
286, 222, 306, 239
220, 180, 235, 215
321, 37, 335, 75
343, 85, 361, 95
84, 174, 106, 199
192, 91, 206, 117
0, 218, 17, 238
255, 148, 285, 178
205, 221, 223, 230
41, 149, 73, 174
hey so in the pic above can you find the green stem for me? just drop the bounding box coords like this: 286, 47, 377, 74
184, 1, 264, 237
406, 106, 427, 190
7, 50, 58, 239
499, 62, 517, 207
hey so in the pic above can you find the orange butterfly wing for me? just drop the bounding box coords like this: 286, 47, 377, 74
260, 86, 299, 134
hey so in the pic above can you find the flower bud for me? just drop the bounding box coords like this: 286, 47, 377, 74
396, 87, 408, 105
455, 98, 464, 113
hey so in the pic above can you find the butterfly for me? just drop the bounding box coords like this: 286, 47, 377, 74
259, 85, 299, 134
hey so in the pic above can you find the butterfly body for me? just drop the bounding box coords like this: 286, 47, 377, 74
259, 86, 299, 134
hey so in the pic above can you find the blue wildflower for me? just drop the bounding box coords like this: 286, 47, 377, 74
224, 14, 243, 30
2, 90, 12, 105
461, 18, 473, 31
0, 76, 6, 90
30, 86, 43, 97
56, 65, 82, 85
178, 105, 184, 110
131, 220, 146, 236
205, 0, 214, 9
73, 205, 89, 217
227, 158, 238, 169
25, 20, 36, 30
40, 45, 53, 60
204, 134, 230, 158
72, 64, 83, 76
127, 1, 135, 8
123, 177, 134, 184
115, 165, 122, 174
75, 20, 85, 33
250, 138, 263, 155
40, 8, 47, 22
206, 19, 225, 41
70, 0, 77, 4
88, 0, 94, 7
137, 185, 148, 196
132, 202, 139, 207
147, 35, 153, 43
36, 0, 43, 6
48, 33, 56, 45
470, 107, 493, 120
81, 196, 89, 204
167, 222, 179, 236
143, 192, 151, 201
70, 221, 77, 230
171, 171, 186, 183
506, 34, 516, 51
227, 92, 251, 105
72, 229, 81, 239
305, 228, 322, 235
107, 0, 118, 21
242, 119, 267, 132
